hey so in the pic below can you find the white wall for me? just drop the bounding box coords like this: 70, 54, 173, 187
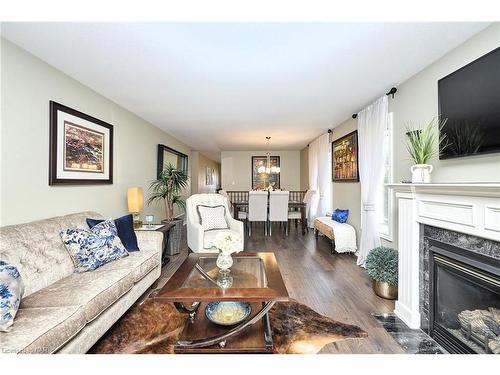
221, 150, 301, 191
299, 23, 500, 249
1, 39, 192, 226
191, 151, 220, 194
392, 23, 500, 183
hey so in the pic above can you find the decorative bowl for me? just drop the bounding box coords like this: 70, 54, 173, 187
205, 301, 252, 326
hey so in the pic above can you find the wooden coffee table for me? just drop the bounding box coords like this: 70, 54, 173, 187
154, 252, 289, 353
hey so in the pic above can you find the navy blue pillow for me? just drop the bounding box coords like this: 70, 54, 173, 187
332, 209, 349, 224
86, 214, 139, 252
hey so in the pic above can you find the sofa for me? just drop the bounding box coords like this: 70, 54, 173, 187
0, 211, 163, 354
186, 193, 244, 253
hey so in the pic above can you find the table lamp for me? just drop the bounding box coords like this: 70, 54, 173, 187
127, 187, 144, 229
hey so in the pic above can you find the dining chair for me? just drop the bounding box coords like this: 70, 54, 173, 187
269, 190, 290, 236
248, 190, 269, 236
288, 189, 316, 231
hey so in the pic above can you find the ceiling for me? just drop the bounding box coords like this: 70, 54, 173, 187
2, 22, 489, 156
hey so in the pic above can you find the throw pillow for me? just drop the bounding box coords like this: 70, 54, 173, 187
0, 261, 24, 332
87, 214, 139, 252
60, 219, 128, 273
332, 209, 349, 224
196, 205, 229, 231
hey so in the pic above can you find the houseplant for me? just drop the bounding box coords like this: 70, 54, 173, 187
365, 246, 398, 300
147, 163, 189, 255
405, 117, 448, 183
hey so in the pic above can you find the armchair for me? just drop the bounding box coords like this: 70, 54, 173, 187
186, 193, 245, 253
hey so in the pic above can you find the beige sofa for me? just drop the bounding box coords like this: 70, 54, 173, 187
0, 211, 163, 354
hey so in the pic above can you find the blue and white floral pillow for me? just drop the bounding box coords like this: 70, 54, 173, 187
0, 261, 24, 332
60, 219, 128, 273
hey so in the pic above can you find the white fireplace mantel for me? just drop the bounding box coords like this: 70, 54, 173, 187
386, 183, 500, 329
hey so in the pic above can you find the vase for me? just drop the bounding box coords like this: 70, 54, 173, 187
372, 280, 398, 300
216, 252, 233, 274
410, 164, 433, 183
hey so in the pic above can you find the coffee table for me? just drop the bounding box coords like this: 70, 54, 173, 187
154, 252, 289, 353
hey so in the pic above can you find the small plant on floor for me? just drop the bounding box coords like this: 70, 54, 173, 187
366, 247, 398, 300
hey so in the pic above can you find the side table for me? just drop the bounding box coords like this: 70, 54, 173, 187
135, 223, 175, 266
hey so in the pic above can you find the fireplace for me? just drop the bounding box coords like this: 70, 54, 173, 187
428, 239, 500, 354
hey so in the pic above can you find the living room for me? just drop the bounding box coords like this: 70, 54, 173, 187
1, 1, 499, 373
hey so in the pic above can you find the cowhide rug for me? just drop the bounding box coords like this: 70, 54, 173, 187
90, 298, 367, 354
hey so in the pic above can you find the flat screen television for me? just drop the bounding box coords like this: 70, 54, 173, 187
438, 47, 500, 159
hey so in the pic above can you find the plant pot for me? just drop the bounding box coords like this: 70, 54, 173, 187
410, 164, 433, 183
162, 218, 183, 255
372, 280, 398, 300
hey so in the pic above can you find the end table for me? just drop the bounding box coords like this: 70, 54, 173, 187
135, 223, 175, 266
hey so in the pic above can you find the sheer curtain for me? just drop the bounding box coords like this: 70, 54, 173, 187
308, 133, 331, 226
357, 96, 388, 267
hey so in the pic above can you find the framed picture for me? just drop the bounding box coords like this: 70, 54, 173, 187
332, 130, 359, 182
205, 167, 213, 185
252, 156, 280, 190
157, 144, 188, 179
49, 101, 113, 185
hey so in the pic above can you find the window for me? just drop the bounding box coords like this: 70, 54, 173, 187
378, 112, 393, 240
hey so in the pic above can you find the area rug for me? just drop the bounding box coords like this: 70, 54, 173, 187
90, 298, 367, 354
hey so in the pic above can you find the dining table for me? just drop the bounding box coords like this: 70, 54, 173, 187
232, 199, 307, 235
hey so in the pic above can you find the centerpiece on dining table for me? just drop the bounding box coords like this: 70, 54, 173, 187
213, 231, 243, 275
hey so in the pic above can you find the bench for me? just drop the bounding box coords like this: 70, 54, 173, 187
313, 216, 357, 255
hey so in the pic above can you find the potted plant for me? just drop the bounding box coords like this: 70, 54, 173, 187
405, 117, 448, 183
147, 163, 189, 255
366, 246, 398, 300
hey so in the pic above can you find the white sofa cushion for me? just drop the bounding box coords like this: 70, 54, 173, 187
20, 268, 134, 323
196, 205, 229, 231
1, 305, 86, 354
0, 211, 103, 297
98, 248, 160, 283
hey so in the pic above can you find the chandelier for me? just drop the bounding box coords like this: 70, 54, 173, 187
257, 137, 280, 174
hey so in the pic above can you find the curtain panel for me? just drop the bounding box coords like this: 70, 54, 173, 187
308, 133, 332, 226
357, 95, 388, 267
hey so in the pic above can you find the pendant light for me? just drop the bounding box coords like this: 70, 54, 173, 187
258, 137, 280, 174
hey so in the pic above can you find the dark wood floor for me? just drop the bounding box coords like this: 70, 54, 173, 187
161, 222, 403, 354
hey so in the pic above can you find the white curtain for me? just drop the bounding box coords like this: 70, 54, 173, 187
357, 96, 388, 267
308, 133, 332, 226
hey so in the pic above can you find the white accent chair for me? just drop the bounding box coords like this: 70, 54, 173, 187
248, 190, 269, 236
269, 190, 290, 236
288, 189, 316, 230
186, 193, 244, 253
218, 190, 232, 215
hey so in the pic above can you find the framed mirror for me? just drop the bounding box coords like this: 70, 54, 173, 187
157, 144, 188, 178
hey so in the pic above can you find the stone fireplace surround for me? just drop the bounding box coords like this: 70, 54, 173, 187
420, 224, 500, 330
388, 183, 500, 330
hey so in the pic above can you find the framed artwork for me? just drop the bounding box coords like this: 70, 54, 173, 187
49, 101, 113, 185
157, 144, 188, 179
332, 130, 359, 182
251, 156, 280, 190
205, 167, 213, 185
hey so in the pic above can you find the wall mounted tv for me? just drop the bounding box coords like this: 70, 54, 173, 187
438, 47, 500, 159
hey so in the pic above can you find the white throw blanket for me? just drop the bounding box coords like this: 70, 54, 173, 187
316, 216, 358, 254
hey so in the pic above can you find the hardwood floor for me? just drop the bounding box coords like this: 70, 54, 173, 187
162, 222, 403, 354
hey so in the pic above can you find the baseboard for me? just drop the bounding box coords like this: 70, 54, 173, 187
394, 301, 421, 329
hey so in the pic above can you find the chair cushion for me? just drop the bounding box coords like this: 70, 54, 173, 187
288, 211, 301, 219
60, 219, 128, 273
21, 268, 134, 323
97, 248, 160, 282
203, 229, 241, 250
196, 205, 229, 231
86, 214, 139, 252
1, 305, 85, 353
0, 261, 24, 332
